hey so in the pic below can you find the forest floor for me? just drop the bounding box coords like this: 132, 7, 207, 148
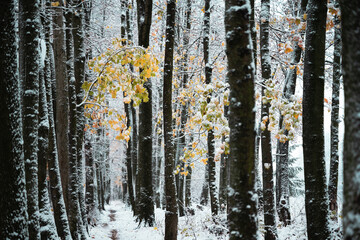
88, 197, 340, 239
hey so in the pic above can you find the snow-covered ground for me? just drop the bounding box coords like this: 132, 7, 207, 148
89, 200, 228, 239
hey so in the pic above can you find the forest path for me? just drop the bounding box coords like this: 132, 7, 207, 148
88, 200, 164, 239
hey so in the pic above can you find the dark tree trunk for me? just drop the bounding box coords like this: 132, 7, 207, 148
260, 0, 277, 239
85, 130, 96, 225
302, 0, 330, 238
0, 1, 29, 237
19, 0, 41, 238
64, 2, 86, 238
73, 0, 88, 233
225, 1, 257, 239
163, 0, 179, 239
328, 0, 341, 222
47, 8, 72, 237
53, 1, 70, 210
38, 37, 59, 239
340, 0, 360, 238
136, 0, 155, 226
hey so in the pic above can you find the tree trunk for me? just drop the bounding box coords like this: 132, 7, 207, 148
53, 1, 70, 210
260, 0, 277, 239
136, 0, 155, 226
163, 0, 179, 239
19, 0, 41, 238
203, 0, 218, 216
276, 0, 307, 226
339, 0, 360, 238
328, 0, 341, 222
0, 1, 29, 237
302, 0, 330, 238
225, 1, 257, 239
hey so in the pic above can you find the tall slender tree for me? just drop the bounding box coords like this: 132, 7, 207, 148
203, 0, 218, 216
340, 0, 360, 238
163, 0, 178, 239
0, 0, 29, 238
19, 0, 41, 238
302, 0, 330, 238
225, 1, 257, 239
328, 0, 341, 221
260, 0, 277, 238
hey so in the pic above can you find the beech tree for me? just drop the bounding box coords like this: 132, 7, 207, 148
225, 1, 257, 239
302, 0, 330, 238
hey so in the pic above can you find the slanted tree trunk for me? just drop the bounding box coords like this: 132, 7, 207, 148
19, 0, 41, 238
302, 0, 330, 238
163, 0, 179, 239
225, 1, 257, 239
0, 1, 29, 237
136, 0, 155, 226
340, 0, 360, 238
260, 0, 277, 239
328, 0, 341, 222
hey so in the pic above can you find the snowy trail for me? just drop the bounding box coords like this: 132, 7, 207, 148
89, 201, 164, 239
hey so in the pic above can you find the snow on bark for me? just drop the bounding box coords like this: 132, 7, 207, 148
0, 1, 29, 238
225, 0, 258, 239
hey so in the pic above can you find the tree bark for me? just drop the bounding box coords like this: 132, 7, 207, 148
260, 0, 277, 239
19, 0, 41, 238
339, 0, 360, 238
163, 0, 179, 239
136, 0, 155, 226
0, 1, 29, 237
225, 1, 257, 239
302, 0, 330, 238
328, 0, 341, 222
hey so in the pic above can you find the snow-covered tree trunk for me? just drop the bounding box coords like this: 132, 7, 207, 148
64, 2, 86, 238
0, 1, 29, 237
225, 1, 258, 239
38, 52, 59, 239
302, 0, 330, 238
328, 0, 341, 222
136, 0, 155, 226
19, 0, 41, 238
340, 0, 360, 238
72, 0, 88, 232
260, 0, 277, 238
203, 0, 219, 216
163, 0, 179, 239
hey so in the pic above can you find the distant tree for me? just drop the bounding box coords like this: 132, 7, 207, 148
0, 0, 28, 238
302, 0, 330, 238
340, 0, 360, 238
225, 1, 258, 239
